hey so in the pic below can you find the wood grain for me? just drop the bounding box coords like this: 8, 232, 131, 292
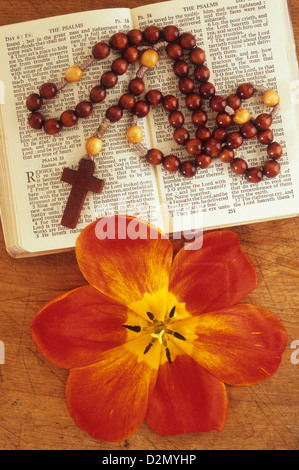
0, 0, 299, 451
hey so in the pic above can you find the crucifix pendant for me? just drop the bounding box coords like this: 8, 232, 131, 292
60, 158, 104, 229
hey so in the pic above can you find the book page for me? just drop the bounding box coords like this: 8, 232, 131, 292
132, 0, 299, 234
0, 8, 160, 255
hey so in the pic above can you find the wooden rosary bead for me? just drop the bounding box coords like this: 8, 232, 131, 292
257, 129, 274, 145
199, 82, 216, 99
60, 110, 78, 127
65, 65, 83, 82
178, 77, 195, 95
119, 93, 136, 109
255, 113, 273, 130
146, 149, 164, 165
237, 83, 255, 100
106, 105, 123, 122
109, 32, 128, 50
185, 138, 202, 155
128, 78, 145, 96
127, 29, 143, 46
180, 161, 197, 177
194, 65, 210, 83
162, 155, 181, 172
111, 58, 128, 75
162, 95, 178, 111
26, 93, 43, 111
216, 112, 232, 128
75, 101, 93, 118
92, 42, 110, 60
143, 26, 160, 44
166, 43, 183, 60
233, 108, 251, 125
226, 93, 242, 110
90, 86, 106, 103
179, 32, 196, 50
85, 136, 103, 155
240, 121, 258, 139
230, 158, 248, 175
185, 93, 201, 110
218, 148, 235, 163
39, 82, 57, 99
123, 46, 139, 63
267, 142, 283, 160
145, 90, 162, 106
212, 127, 228, 142
196, 126, 211, 141
101, 71, 118, 88
173, 127, 190, 145
263, 160, 281, 178
263, 90, 280, 107
195, 153, 212, 169
204, 138, 222, 156
192, 109, 208, 127
28, 112, 44, 129
225, 132, 243, 150
245, 167, 263, 183
141, 50, 159, 68
168, 110, 184, 128
133, 100, 150, 118
189, 47, 205, 65
162, 25, 180, 42
127, 125, 143, 143
173, 59, 189, 78
43, 118, 62, 135
210, 95, 228, 112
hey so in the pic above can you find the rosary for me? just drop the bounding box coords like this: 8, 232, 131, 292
25, 25, 283, 229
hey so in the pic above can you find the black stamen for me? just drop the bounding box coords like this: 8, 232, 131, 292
169, 306, 176, 318
173, 331, 186, 341
146, 311, 155, 321
166, 347, 172, 364
144, 342, 153, 355
123, 324, 141, 333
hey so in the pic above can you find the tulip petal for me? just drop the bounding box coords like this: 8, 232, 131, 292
31, 285, 151, 369
146, 341, 228, 435
66, 335, 160, 442
76, 216, 173, 321
171, 304, 287, 386
169, 230, 257, 316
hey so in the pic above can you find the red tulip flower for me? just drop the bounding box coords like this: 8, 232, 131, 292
31, 216, 287, 442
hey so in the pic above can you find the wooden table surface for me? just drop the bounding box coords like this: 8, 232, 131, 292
0, 0, 299, 451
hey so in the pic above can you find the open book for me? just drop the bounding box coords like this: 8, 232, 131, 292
0, 0, 298, 257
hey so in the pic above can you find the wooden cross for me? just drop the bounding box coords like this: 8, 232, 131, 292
60, 158, 104, 229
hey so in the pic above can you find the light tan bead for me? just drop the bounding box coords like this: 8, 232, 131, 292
65, 65, 84, 82
127, 125, 143, 143
85, 136, 103, 155
233, 108, 251, 125
263, 90, 280, 107
141, 50, 159, 68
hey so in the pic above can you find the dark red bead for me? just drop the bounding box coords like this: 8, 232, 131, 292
168, 110, 184, 128
257, 129, 274, 145
127, 29, 143, 46
122, 46, 139, 63
162, 25, 180, 42
162, 155, 181, 172
226, 94, 242, 110
128, 78, 145, 96
43, 118, 62, 135
185, 138, 202, 155
173, 128, 190, 145
145, 90, 162, 106
194, 65, 210, 83
143, 26, 160, 44
179, 33, 196, 50
133, 100, 150, 118
101, 71, 118, 88
195, 154, 212, 168
263, 160, 281, 178
39, 82, 57, 99
237, 83, 255, 100
225, 132, 243, 150
218, 147, 235, 163
28, 112, 44, 129
166, 43, 183, 60
173, 59, 189, 78
109, 32, 128, 50
196, 126, 211, 141
162, 95, 178, 111
111, 58, 128, 75
189, 47, 205, 65
204, 138, 222, 156
245, 167, 263, 183
106, 105, 123, 122
240, 121, 258, 139
146, 149, 164, 165
119, 93, 136, 109
185, 93, 201, 110
75, 101, 93, 118
178, 77, 195, 95
199, 82, 216, 99
216, 112, 232, 128
210, 95, 228, 112
255, 113, 273, 130
90, 86, 106, 103
180, 161, 197, 177
26, 93, 43, 111
192, 109, 208, 127
92, 42, 110, 60
60, 110, 78, 127
212, 128, 228, 142
267, 142, 283, 160
230, 158, 248, 175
